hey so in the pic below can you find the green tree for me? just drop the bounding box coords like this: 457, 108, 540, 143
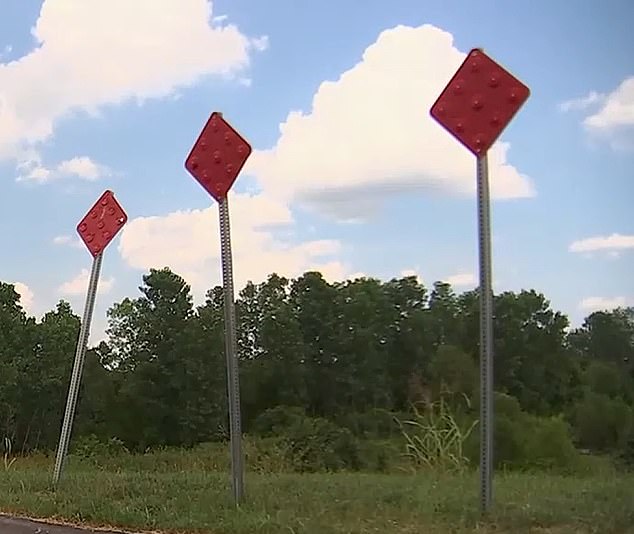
573, 307, 634, 372
0, 283, 38, 451
105, 268, 221, 449
427, 282, 461, 351
383, 275, 429, 410
429, 344, 477, 399
289, 272, 344, 417
30, 301, 80, 450
492, 290, 578, 414
240, 275, 308, 425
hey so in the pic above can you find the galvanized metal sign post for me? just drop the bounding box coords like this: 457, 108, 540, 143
53, 190, 128, 486
185, 111, 252, 506
430, 48, 530, 514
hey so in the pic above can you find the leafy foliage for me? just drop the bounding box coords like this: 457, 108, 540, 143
0, 271, 633, 471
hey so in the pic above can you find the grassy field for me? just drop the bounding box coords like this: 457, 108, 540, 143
1, 447, 633, 534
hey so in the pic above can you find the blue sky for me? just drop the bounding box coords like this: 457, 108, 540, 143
1, 0, 632, 342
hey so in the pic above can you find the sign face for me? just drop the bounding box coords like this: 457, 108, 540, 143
430, 48, 530, 156
77, 190, 128, 257
184, 112, 252, 202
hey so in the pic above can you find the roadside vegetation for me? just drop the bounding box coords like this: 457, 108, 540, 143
1, 270, 633, 532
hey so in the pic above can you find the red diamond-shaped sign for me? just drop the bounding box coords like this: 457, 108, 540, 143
77, 190, 128, 257
184, 112, 252, 202
430, 48, 530, 156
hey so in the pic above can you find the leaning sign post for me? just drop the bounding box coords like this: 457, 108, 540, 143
53, 190, 128, 486
185, 111, 252, 506
430, 49, 530, 514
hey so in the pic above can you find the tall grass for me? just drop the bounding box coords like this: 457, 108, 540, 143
3, 437, 17, 472
398, 397, 477, 472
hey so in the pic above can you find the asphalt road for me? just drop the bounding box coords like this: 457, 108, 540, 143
0, 516, 129, 534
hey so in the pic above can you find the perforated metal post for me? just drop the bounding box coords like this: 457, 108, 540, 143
477, 153, 494, 513
218, 196, 244, 506
53, 252, 103, 486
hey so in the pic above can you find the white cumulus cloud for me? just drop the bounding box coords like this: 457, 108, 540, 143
579, 296, 632, 313
118, 192, 350, 299
584, 77, 634, 131
57, 156, 104, 180
569, 233, 634, 254
559, 91, 605, 112
0, 0, 266, 172
564, 77, 634, 150
445, 271, 476, 288
400, 268, 424, 284
59, 269, 114, 296
246, 24, 534, 220
13, 282, 34, 313
17, 155, 109, 183
53, 234, 84, 248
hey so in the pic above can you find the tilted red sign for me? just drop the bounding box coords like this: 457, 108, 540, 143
184, 112, 252, 202
430, 48, 530, 156
77, 190, 128, 257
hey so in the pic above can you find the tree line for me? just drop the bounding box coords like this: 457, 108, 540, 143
1, 268, 633, 465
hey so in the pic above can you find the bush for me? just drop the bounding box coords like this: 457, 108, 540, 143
522, 415, 578, 470
242, 436, 294, 473
252, 407, 392, 472
357, 439, 403, 472
615, 427, 634, 471
283, 416, 361, 472
570, 391, 633, 452
70, 434, 129, 463
465, 393, 579, 471
251, 406, 307, 437
492, 392, 524, 419
335, 409, 404, 439
490, 414, 526, 467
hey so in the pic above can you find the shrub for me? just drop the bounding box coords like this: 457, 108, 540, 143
465, 393, 579, 471
242, 436, 294, 473
335, 409, 404, 439
251, 406, 307, 437
570, 390, 633, 452
71, 434, 129, 461
357, 439, 403, 472
522, 415, 578, 470
283, 416, 361, 472
489, 414, 526, 467
492, 392, 523, 419
617, 432, 634, 470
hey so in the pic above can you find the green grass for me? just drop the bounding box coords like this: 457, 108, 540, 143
1, 452, 633, 534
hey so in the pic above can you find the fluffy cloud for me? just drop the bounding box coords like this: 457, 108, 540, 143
17, 155, 109, 183
562, 77, 634, 149
569, 233, 634, 254
584, 77, 634, 131
118, 192, 349, 298
57, 156, 105, 179
579, 296, 632, 313
559, 91, 605, 112
246, 24, 534, 219
400, 269, 424, 284
53, 234, 83, 248
13, 282, 34, 313
59, 269, 114, 296
0, 0, 265, 170
445, 271, 476, 287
